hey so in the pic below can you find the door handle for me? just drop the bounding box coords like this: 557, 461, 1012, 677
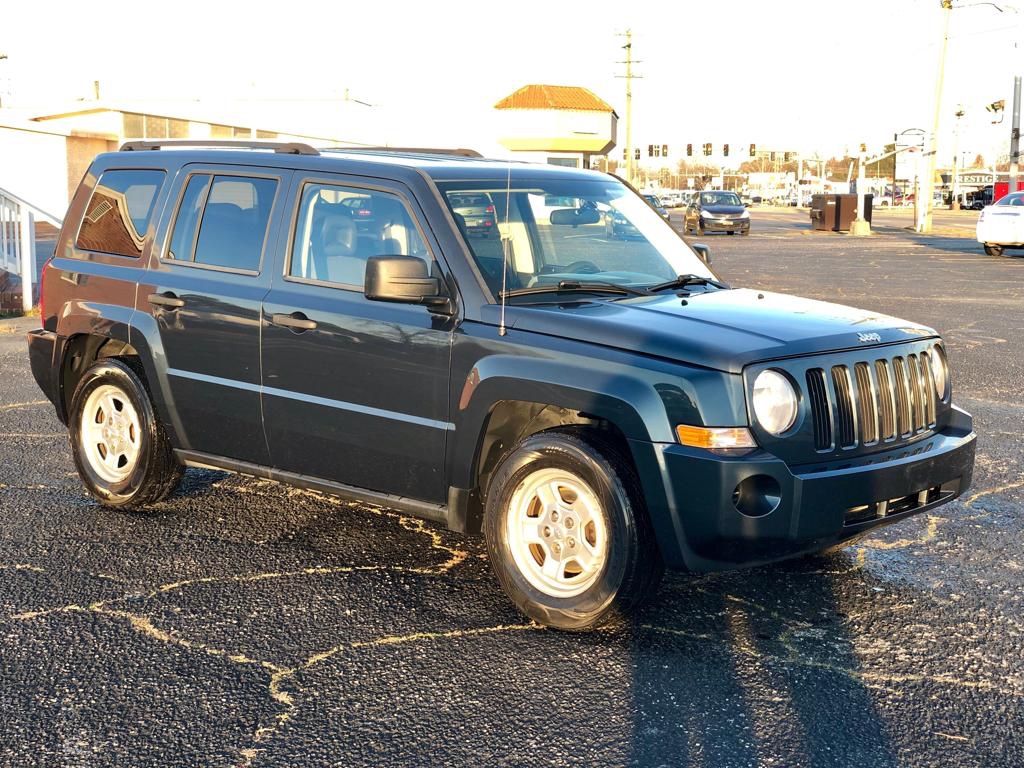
148, 292, 185, 309
271, 312, 317, 331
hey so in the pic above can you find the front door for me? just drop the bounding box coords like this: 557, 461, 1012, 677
260, 174, 454, 502
140, 164, 290, 464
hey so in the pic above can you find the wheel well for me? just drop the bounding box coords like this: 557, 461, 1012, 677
465, 400, 634, 532
60, 334, 141, 420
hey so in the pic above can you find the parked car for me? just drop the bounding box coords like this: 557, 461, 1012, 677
683, 190, 751, 235
604, 208, 641, 239
643, 193, 671, 221
976, 191, 1024, 256
27, 141, 975, 630
449, 192, 498, 238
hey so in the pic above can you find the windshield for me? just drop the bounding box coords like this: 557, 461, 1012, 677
700, 191, 741, 206
996, 193, 1024, 206
437, 176, 713, 299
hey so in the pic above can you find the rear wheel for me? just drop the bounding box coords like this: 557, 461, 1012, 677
484, 430, 663, 630
69, 359, 183, 510
984, 243, 1004, 257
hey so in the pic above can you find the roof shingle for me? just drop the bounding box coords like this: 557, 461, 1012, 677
494, 85, 615, 113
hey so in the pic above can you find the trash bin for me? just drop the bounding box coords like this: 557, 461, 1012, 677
809, 194, 873, 232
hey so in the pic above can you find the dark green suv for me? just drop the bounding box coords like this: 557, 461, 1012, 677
27, 141, 975, 629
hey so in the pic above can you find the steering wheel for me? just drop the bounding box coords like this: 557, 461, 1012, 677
564, 260, 601, 274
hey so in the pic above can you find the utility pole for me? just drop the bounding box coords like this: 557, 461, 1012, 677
917, 0, 953, 233
850, 145, 871, 235
0, 54, 8, 109
616, 30, 642, 187
1011, 75, 1021, 192
952, 106, 964, 209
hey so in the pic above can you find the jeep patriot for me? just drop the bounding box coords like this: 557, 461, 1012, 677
27, 141, 976, 629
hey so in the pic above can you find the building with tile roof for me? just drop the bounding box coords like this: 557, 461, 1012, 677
494, 84, 617, 168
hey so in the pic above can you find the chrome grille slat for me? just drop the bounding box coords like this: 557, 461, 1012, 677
806, 369, 833, 451
907, 354, 925, 432
831, 365, 857, 448
892, 357, 913, 437
919, 352, 937, 426
854, 362, 879, 445
874, 359, 897, 441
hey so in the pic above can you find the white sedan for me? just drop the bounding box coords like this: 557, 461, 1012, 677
977, 191, 1024, 256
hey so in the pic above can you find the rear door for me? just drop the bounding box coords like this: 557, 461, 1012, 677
139, 164, 291, 464
260, 173, 455, 502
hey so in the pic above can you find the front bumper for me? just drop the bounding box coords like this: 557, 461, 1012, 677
633, 406, 975, 571
701, 217, 749, 232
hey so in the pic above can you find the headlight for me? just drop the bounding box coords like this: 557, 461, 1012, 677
700, 210, 715, 218
738, 210, 750, 219
930, 344, 949, 399
752, 370, 799, 435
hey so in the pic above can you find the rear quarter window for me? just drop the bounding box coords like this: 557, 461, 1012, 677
76, 169, 166, 258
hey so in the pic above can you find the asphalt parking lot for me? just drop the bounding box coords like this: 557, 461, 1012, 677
1, 208, 1022, 767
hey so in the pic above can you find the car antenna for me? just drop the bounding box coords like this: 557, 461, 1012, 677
498, 162, 513, 336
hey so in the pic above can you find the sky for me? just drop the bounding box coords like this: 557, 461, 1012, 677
1, 0, 1021, 163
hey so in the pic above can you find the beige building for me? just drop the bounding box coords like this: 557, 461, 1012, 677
494, 84, 617, 169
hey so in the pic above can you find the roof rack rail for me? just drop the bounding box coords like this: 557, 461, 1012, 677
119, 140, 320, 156
336, 147, 483, 158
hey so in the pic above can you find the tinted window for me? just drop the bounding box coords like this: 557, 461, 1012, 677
289, 183, 425, 288
191, 176, 277, 272
167, 175, 211, 261
76, 169, 166, 258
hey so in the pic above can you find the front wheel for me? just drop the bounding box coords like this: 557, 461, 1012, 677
69, 359, 183, 510
984, 243, 1004, 257
484, 430, 663, 630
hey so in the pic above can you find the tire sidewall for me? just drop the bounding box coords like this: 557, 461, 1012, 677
69, 360, 161, 506
484, 434, 638, 629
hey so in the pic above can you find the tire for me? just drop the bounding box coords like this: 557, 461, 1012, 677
483, 429, 663, 630
984, 244, 1003, 257
68, 358, 183, 511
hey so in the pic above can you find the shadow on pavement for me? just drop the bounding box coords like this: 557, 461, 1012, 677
624, 553, 898, 767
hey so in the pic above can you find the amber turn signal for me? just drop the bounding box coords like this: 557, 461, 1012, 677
675, 425, 757, 451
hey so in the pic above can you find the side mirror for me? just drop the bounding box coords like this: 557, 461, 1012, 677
550, 208, 601, 226
365, 256, 450, 311
692, 243, 712, 265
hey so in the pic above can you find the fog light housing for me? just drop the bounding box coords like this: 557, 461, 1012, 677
732, 475, 782, 518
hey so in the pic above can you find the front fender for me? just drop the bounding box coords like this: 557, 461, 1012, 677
448, 353, 672, 491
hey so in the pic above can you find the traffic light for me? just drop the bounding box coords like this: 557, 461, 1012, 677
770, 151, 776, 161
749, 144, 756, 157
634, 148, 640, 160
703, 142, 711, 156
648, 144, 654, 157
686, 143, 693, 156
622, 148, 627, 160
859, 143, 867, 153
784, 152, 791, 162
723, 143, 730, 157
662, 144, 668, 157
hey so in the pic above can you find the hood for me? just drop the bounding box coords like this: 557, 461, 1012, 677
703, 204, 746, 215
503, 288, 936, 373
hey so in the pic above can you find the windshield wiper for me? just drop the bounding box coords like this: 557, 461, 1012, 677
500, 280, 649, 299
646, 274, 730, 293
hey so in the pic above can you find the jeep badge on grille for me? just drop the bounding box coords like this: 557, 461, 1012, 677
858, 332, 882, 343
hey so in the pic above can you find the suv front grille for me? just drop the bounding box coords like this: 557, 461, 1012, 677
807, 352, 937, 452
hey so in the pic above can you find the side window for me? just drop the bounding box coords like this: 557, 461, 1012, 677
189, 175, 277, 272
288, 182, 425, 288
167, 174, 210, 261
76, 169, 166, 257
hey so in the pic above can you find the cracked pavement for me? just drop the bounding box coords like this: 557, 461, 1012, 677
1, 210, 1022, 766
